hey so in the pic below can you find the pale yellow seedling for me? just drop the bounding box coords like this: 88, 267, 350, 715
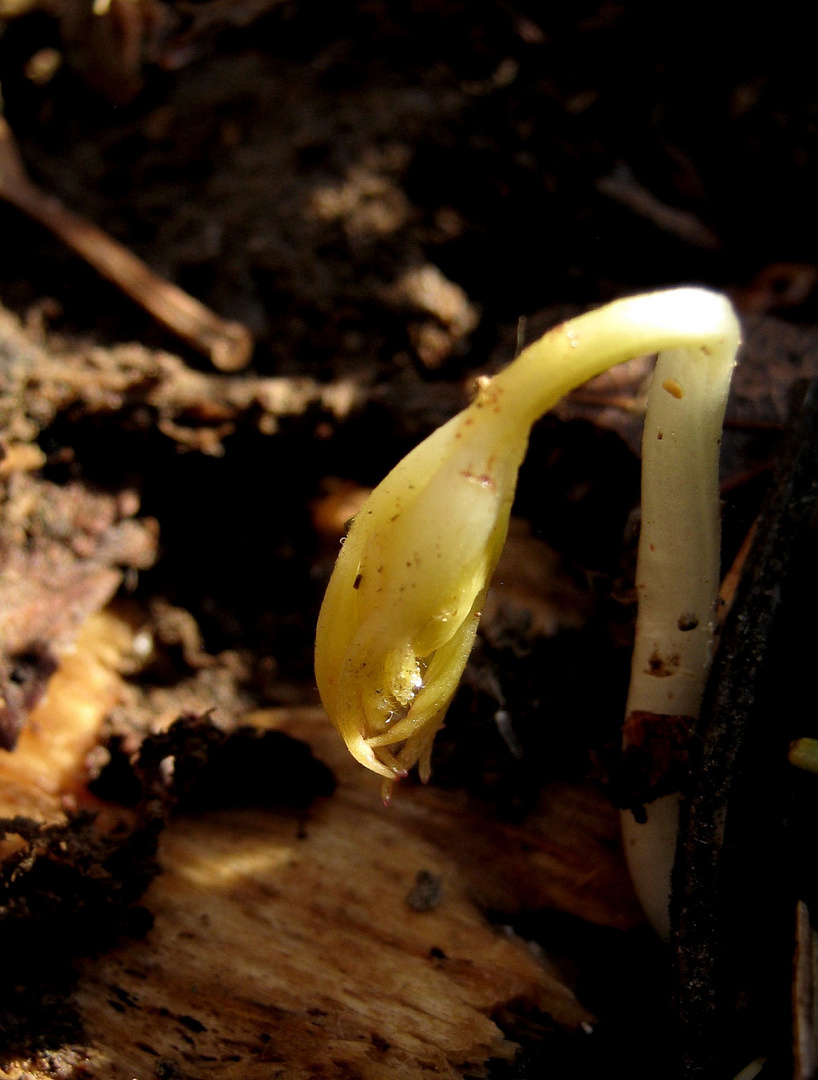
315, 288, 740, 808
789, 738, 818, 774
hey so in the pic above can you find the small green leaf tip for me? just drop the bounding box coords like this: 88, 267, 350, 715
315, 287, 740, 795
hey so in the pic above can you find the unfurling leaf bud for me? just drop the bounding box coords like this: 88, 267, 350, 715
315, 377, 528, 785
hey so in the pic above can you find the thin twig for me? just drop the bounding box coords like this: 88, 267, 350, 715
0, 115, 252, 371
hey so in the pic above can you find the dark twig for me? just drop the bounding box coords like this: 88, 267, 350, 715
672, 382, 818, 1079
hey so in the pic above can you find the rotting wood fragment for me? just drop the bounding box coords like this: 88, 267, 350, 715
0, 471, 158, 749
0, 301, 362, 455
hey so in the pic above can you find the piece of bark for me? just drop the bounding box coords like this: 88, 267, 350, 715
672, 382, 818, 1080
793, 900, 818, 1080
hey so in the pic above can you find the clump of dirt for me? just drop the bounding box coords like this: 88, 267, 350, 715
91, 713, 336, 811
0, 809, 160, 1055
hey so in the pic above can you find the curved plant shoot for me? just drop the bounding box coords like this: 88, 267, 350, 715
315, 287, 740, 924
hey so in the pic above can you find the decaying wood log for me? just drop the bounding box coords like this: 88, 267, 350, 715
0, 604, 639, 1078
